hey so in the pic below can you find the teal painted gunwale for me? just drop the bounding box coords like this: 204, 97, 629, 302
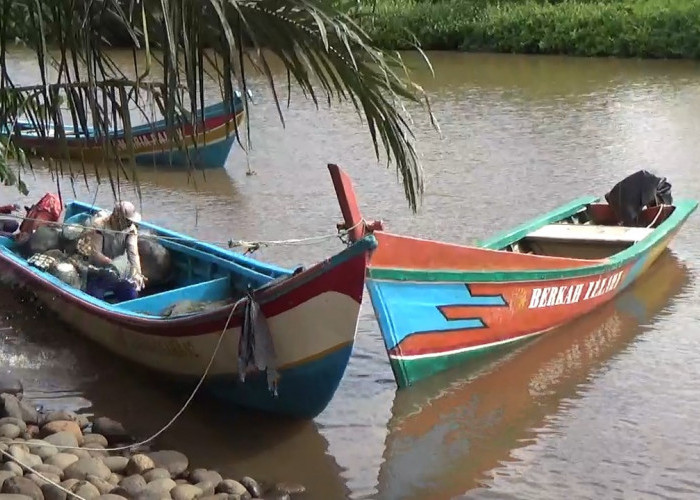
367, 198, 698, 283
477, 195, 598, 249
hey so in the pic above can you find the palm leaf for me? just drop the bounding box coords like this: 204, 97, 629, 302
0, 0, 437, 211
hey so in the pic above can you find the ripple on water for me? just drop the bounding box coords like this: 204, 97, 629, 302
1, 51, 700, 500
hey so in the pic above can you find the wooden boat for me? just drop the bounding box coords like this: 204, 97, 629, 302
0, 200, 378, 419
375, 252, 688, 499
328, 164, 697, 388
5, 94, 246, 169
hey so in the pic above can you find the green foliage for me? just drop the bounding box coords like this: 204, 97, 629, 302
358, 0, 700, 58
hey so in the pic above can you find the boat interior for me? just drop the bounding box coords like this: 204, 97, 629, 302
503, 202, 674, 260
0, 201, 293, 318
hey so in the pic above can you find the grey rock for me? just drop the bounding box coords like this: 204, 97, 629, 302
118, 474, 147, 497
0, 374, 22, 397
145, 452, 188, 479
69, 449, 91, 460
72, 480, 100, 499
90, 419, 129, 445
82, 435, 108, 448
1, 476, 43, 500
30, 466, 63, 481
239, 478, 261, 498
133, 492, 170, 500
170, 484, 201, 500
1, 463, 22, 477
144, 478, 175, 495
25, 442, 57, 462
64, 458, 111, 481
16, 401, 37, 427
174, 480, 188, 486
86, 474, 114, 495
0, 420, 25, 434
197, 495, 228, 500
58, 479, 79, 490
42, 433, 77, 450
215, 480, 247, 496
106, 487, 130, 498
193, 482, 214, 496
41, 413, 77, 426
0, 495, 34, 500
44, 454, 77, 471
143, 469, 171, 483
24, 473, 60, 489
107, 474, 121, 486
0, 426, 20, 440
23, 454, 43, 470
0, 471, 17, 488
84, 445, 108, 459
75, 416, 89, 431
40, 482, 67, 500
125, 455, 155, 476
101, 458, 128, 475
0, 396, 22, 421
97, 496, 127, 500
7, 444, 29, 464
189, 470, 222, 489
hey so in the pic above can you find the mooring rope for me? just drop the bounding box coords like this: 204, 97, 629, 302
0, 212, 366, 252
0, 448, 86, 500
5, 296, 243, 455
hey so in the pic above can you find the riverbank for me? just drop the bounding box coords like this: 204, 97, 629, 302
0, 390, 306, 499
357, 0, 700, 58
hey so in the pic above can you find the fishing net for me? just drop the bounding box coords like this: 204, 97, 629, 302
138, 230, 173, 286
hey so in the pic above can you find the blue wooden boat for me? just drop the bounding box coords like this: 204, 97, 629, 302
0, 200, 378, 419
4, 93, 247, 169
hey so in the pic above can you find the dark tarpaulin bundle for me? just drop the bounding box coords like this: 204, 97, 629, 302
605, 170, 673, 226
238, 290, 280, 396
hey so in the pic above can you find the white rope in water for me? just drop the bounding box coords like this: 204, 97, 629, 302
5, 297, 243, 454
0, 448, 86, 500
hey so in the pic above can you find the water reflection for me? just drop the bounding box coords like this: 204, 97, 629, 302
375, 252, 689, 500
0, 287, 349, 499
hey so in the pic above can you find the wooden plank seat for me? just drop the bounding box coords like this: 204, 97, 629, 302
526, 223, 654, 244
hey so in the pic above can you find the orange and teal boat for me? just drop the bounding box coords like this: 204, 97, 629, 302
328, 164, 697, 388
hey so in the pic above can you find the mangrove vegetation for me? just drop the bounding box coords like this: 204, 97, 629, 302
357, 0, 700, 58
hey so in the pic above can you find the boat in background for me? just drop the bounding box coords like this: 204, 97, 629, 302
5, 93, 247, 169
328, 164, 697, 388
0, 199, 377, 419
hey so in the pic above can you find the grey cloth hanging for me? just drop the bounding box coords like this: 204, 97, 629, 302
238, 290, 280, 396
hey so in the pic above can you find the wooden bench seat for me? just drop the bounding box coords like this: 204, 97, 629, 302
526, 223, 654, 244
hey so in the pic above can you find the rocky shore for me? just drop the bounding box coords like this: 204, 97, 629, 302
0, 390, 305, 500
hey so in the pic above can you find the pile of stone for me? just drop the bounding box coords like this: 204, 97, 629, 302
0, 392, 305, 500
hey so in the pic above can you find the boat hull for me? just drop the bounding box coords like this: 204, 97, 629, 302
368, 227, 680, 388
8, 100, 244, 169
0, 231, 377, 419
325, 164, 697, 388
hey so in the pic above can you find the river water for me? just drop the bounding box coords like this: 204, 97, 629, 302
2, 50, 700, 499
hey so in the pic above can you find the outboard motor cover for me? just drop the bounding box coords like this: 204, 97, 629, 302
605, 170, 672, 226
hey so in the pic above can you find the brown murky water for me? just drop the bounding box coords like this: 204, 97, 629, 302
2, 50, 700, 499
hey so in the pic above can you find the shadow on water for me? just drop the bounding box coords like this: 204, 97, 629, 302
0, 288, 349, 500
374, 251, 690, 500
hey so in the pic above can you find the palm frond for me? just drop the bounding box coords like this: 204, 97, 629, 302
0, 0, 438, 211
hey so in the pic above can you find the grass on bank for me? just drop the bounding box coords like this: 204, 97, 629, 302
359, 0, 700, 58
